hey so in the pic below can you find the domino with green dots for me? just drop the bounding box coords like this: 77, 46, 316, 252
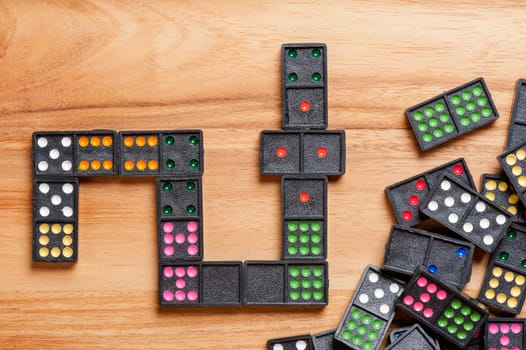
406, 77, 498, 151
334, 265, 404, 350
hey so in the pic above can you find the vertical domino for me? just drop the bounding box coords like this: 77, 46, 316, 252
282, 44, 327, 130
385, 158, 475, 226
506, 79, 526, 150
406, 77, 498, 151
334, 265, 404, 350
396, 269, 488, 348
157, 177, 203, 261
498, 143, 526, 207
159, 262, 242, 306
382, 225, 474, 288
478, 224, 526, 315
282, 177, 327, 260
33, 178, 78, 262
481, 174, 526, 224
420, 174, 512, 252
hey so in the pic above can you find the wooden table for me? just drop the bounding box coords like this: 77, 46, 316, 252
2, 1, 525, 348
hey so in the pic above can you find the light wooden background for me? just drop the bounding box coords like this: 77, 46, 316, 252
2, 1, 526, 349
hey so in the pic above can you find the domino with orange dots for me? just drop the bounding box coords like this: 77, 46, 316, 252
33, 131, 117, 176
260, 130, 345, 176
119, 130, 203, 176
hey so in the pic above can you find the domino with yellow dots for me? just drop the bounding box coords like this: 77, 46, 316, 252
481, 173, 526, 224
498, 144, 526, 208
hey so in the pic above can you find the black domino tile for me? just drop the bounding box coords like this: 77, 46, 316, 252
481, 174, 526, 224
506, 79, 526, 150
33, 177, 79, 262
282, 219, 326, 260
260, 131, 345, 176
282, 43, 327, 130
420, 174, 512, 252
243, 261, 328, 306
478, 224, 526, 315
334, 265, 404, 350
33, 131, 118, 177
157, 177, 202, 220
396, 269, 488, 349
383, 225, 474, 288
33, 132, 75, 176
312, 329, 345, 350
485, 318, 525, 350
385, 324, 439, 350
74, 131, 117, 176
406, 77, 498, 151
385, 158, 475, 226
119, 130, 203, 176
158, 219, 203, 261
268, 335, 314, 350
159, 262, 242, 306
498, 141, 526, 208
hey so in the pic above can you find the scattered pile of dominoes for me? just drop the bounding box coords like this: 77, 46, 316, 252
267, 62, 526, 348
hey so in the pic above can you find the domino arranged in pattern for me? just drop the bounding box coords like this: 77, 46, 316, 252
506, 79, 526, 150
260, 130, 346, 176
420, 174, 512, 252
478, 224, 526, 315
334, 265, 404, 350
382, 225, 474, 288
32, 177, 79, 262
243, 261, 328, 306
33, 131, 117, 176
385, 158, 475, 226
485, 318, 525, 350
481, 173, 526, 224
396, 269, 488, 348
406, 77, 499, 151
282, 43, 327, 130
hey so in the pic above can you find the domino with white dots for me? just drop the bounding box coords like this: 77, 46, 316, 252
33, 133, 75, 176
420, 174, 512, 253
334, 265, 404, 350
268, 335, 313, 350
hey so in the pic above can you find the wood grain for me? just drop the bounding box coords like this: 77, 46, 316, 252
1, 0, 526, 348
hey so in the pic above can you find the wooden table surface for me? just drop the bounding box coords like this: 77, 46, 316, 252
2, 1, 526, 348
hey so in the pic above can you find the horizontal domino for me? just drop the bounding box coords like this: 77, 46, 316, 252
406, 77, 499, 151
282, 176, 327, 260
385, 324, 439, 350
382, 225, 474, 288
159, 261, 242, 306
396, 269, 488, 348
506, 79, 526, 150
334, 265, 404, 350
260, 131, 345, 176
385, 158, 475, 226
33, 177, 79, 262
268, 335, 314, 350
282, 43, 327, 130
481, 173, 526, 224
33, 131, 118, 176
119, 130, 203, 176
478, 224, 526, 315
485, 318, 525, 350
420, 174, 512, 252
157, 177, 203, 261
243, 261, 328, 306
